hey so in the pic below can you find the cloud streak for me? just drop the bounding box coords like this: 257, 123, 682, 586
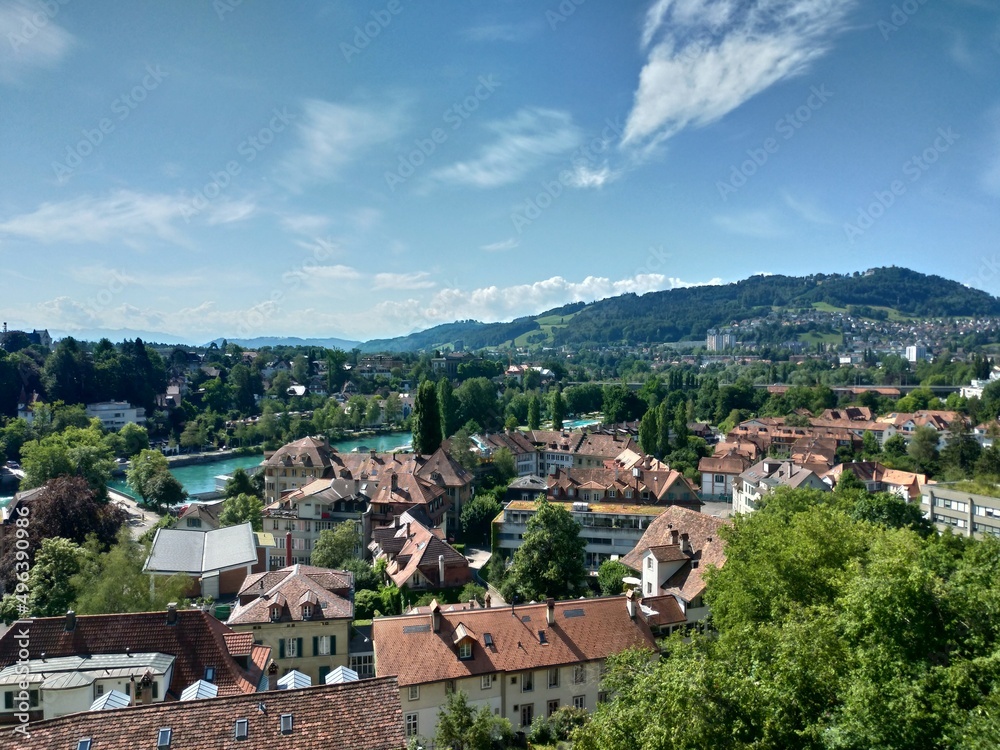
624, 0, 855, 152
0, 0, 75, 84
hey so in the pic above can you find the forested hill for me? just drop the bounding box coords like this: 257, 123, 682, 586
359, 267, 1000, 351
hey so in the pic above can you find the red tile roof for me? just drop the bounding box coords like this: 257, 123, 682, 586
228, 565, 354, 626
0, 610, 270, 700
373, 597, 658, 687
22, 677, 405, 750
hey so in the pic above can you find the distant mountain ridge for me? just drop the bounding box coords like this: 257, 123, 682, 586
210, 335, 362, 350
358, 267, 1000, 352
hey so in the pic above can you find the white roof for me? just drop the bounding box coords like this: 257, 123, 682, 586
90, 690, 131, 711
325, 666, 358, 685
276, 670, 312, 690
180, 679, 220, 701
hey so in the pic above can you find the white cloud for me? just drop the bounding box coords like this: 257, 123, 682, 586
713, 209, 788, 238
566, 163, 619, 189
782, 191, 833, 224
461, 22, 538, 43
432, 108, 582, 188
280, 213, 331, 235
311, 265, 363, 282
0, 0, 75, 85
373, 272, 435, 290
481, 237, 520, 252
624, 0, 854, 152
279, 99, 405, 188
0, 190, 256, 245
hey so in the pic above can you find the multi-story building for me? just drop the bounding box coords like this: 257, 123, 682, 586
546, 463, 701, 511
369, 511, 472, 590
698, 448, 751, 501
373, 595, 670, 742
227, 565, 353, 685
524, 430, 638, 475
262, 436, 337, 505
920, 484, 1000, 538
482, 430, 540, 476
733, 458, 829, 514
85, 401, 146, 430
706, 328, 736, 351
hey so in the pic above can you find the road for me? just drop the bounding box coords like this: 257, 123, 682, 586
107, 489, 165, 539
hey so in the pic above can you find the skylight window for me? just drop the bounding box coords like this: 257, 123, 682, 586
157, 727, 172, 749
77, 740, 92, 750
234, 718, 249, 740
280, 713, 293, 735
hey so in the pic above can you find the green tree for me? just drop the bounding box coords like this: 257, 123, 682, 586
549, 389, 566, 431
527, 394, 541, 430
672, 401, 689, 451
341, 557, 380, 592
638, 406, 658, 456
501, 497, 587, 601
492, 447, 516, 481
412, 380, 442, 454
218, 493, 263, 531
24, 537, 86, 618
435, 690, 514, 750
438, 378, 460, 439
656, 399, 671, 458
907, 425, 940, 473
71, 528, 192, 614
127, 448, 170, 502
224, 467, 261, 499
597, 559, 634, 596
179, 420, 206, 451
941, 431, 982, 477
460, 493, 504, 546
884, 433, 907, 458
144, 469, 186, 512
384, 392, 403, 424
862, 429, 881, 457
449, 427, 479, 471
20, 424, 116, 497
311, 521, 359, 568
118, 422, 150, 458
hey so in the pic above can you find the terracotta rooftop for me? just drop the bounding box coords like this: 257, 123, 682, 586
264, 436, 334, 470
22, 677, 404, 750
373, 597, 658, 687
0, 610, 270, 700
228, 565, 354, 626
621, 506, 729, 603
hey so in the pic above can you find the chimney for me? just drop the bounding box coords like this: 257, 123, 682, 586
680, 533, 691, 554
286, 531, 293, 567
390, 472, 397, 490
369, 449, 376, 459
626, 589, 636, 619
484, 593, 492, 609
438, 554, 445, 584
546, 598, 555, 626
393, 514, 401, 529
166, 602, 178, 626
670, 529, 679, 546
65, 610, 76, 632
469, 599, 476, 610
430, 599, 441, 632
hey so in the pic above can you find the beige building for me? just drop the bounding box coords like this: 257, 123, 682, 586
372, 595, 671, 742
920, 484, 1000, 538
226, 565, 354, 685
263, 436, 336, 504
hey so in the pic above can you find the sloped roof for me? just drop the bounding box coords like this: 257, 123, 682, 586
228, 565, 353, 626
263, 436, 334, 470
145, 523, 258, 575
23, 678, 405, 750
621, 506, 730, 602
0, 610, 270, 700
373, 597, 658, 687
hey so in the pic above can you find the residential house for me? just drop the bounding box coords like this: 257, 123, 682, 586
826, 462, 927, 501
620, 505, 729, 624
373, 595, 667, 741
262, 437, 336, 505
505, 475, 548, 502
524, 429, 638, 475
369, 511, 472, 590
920, 484, 1000, 538
698, 448, 750, 501
546, 463, 701, 511
482, 430, 540, 477
20, 677, 405, 750
733, 458, 829, 514
173, 499, 226, 531
0, 606, 271, 724
227, 565, 353, 685
144, 523, 263, 599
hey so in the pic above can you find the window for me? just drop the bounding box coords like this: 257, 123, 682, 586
302, 604, 313, 619
77, 740, 92, 750
714, 474, 725, 483
283, 637, 300, 658
547, 668, 559, 688
408, 685, 420, 701
520, 703, 534, 727
186, 518, 202, 528
157, 728, 172, 749
280, 714, 293, 735
625, 489, 633, 499
598, 691, 610, 704
646, 557, 652, 569
547, 699, 560, 716
646, 581, 652, 595
608, 489, 616, 498
522, 671, 534, 692
459, 642, 472, 660
573, 665, 586, 684
573, 695, 586, 710
481, 674, 493, 690
234, 719, 249, 740
405, 713, 418, 737
350, 654, 375, 680
95, 684, 104, 696
315, 635, 331, 656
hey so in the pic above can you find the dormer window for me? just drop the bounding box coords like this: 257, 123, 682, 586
270, 606, 281, 622
459, 642, 472, 660
302, 604, 313, 620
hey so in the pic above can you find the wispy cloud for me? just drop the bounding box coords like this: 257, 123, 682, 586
373, 272, 435, 290
432, 108, 582, 188
0, 190, 256, 245
0, 0, 75, 85
713, 209, 789, 238
481, 237, 520, 252
624, 0, 855, 153
461, 22, 539, 43
280, 213, 331, 235
782, 191, 833, 224
279, 99, 406, 188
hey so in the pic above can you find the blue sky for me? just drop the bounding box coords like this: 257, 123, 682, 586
1, 0, 999, 344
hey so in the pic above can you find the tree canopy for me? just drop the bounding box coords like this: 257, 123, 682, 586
310, 521, 359, 569
500, 497, 587, 602
218, 493, 263, 531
